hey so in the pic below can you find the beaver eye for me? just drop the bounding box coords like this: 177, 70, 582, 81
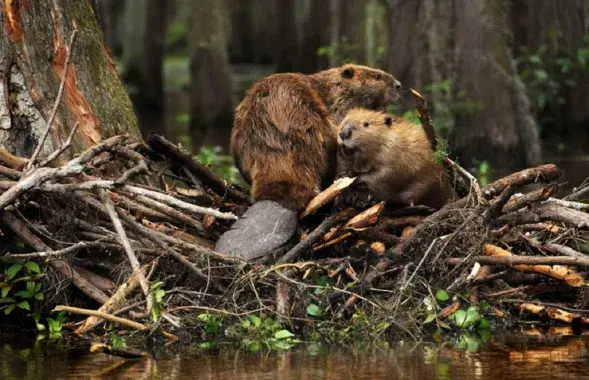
363, 122, 369, 127
384, 117, 392, 126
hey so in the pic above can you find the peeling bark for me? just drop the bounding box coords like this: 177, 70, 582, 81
0, 0, 140, 159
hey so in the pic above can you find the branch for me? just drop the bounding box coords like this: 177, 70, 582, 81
98, 189, 153, 314
38, 122, 79, 167
27, 29, 78, 170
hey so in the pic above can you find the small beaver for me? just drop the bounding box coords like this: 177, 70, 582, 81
216, 65, 402, 260
336, 108, 451, 209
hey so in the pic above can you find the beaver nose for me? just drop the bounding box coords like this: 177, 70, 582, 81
339, 125, 352, 140
393, 79, 402, 92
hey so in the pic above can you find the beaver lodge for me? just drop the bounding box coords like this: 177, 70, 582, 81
1, 89, 589, 354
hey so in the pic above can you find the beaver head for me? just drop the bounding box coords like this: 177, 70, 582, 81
311, 64, 402, 123
337, 108, 398, 172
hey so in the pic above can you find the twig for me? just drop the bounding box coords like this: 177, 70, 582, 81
277, 209, 354, 264
40, 180, 237, 220
5, 240, 105, 258
98, 189, 153, 315
27, 29, 78, 170
54, 305, 145, 331
38, 122, 79, 167
472, 254, 589, 268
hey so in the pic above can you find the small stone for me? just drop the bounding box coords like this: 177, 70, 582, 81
214, 201, 297, 261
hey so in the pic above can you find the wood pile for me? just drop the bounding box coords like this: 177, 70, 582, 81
1, 95, 589, 343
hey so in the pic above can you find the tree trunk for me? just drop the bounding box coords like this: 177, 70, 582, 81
386, 0, 541, 177
509, 0, 589, 155
121, 0, 167, 138
298, 0, 331, 73
450, 0, 541, 176
94, 0, 123, 57
0, 0, 140, 160
188, 0, 233, 151
275, 0, 299, 73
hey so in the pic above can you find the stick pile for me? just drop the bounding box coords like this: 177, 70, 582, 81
1, 99, 589, 342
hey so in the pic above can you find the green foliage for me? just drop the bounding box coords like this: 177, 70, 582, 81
433, 137, 449, 165
31, 311, 67, 340
200, 313, 300, 352
317, 36, 359, 64
0, 261, 44, 316
150, 281, 166, 323
197, 145, 243, 185
515, 30, 589, 118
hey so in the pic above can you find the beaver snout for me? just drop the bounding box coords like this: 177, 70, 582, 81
393, 79, 402, 92
339, 124, 353, 140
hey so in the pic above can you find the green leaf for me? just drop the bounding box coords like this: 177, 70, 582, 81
35, 283, 42, 293
154, 289, 165, 303
477, 318, 490, 330
465, 306, 481, 326
56, 311, 67, 324
26, 281, 36, 295
6, 264, 23, 280
14, 290, 31, 299
479, 300, 490, 310
436, 290, 449, 302
248, 341, 261, 353
17, 301, 30, 311
248, 314, 261, 328
24, 262, 40, 274
534, 69, 549, 82
1, 285, 12, 298
3, 304, 15, 315
306, 303, 323, 317
453, 310, 467, 328
34, 292, 44, 301
528, 55, 542, 64
274, 329, 295, 340
47, 318, 62, 332
424, 313, 436, 324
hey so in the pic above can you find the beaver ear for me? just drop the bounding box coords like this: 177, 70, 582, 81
384, 116, 392, 127
341, 67, 355, 79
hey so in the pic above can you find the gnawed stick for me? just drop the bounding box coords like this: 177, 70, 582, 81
54, 305, 178, 341
502, 184, 559, 214
75, 263, 152, 334
481, 244, 586, 287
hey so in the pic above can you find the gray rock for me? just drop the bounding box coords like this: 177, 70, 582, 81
214, 201, 297, 261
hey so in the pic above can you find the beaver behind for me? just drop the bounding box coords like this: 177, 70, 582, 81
216, 65, 402, 261
336, 108, 451, 209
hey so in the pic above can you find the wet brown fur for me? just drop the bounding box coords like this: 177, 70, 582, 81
336, 109, 451, 209
230, 64, 402, 212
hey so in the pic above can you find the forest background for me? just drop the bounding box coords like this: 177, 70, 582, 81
97, 0, 589, 188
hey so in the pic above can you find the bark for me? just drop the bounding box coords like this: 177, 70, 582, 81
386, 0, 542, 177
188, 0, 233, 151
121, 0, 167, 138
0, 0, 140, 160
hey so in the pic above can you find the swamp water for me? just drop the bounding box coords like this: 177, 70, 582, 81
3, 331, 589, 379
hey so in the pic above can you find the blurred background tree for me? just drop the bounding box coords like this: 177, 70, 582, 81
94, 0, 589, 186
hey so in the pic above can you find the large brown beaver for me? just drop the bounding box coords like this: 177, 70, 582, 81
215, 65, 402, 260
336, 108, 452, 209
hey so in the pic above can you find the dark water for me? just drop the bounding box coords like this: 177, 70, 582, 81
4, 331, 589, 379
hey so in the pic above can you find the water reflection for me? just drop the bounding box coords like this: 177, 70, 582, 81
3, 330, 589, 380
